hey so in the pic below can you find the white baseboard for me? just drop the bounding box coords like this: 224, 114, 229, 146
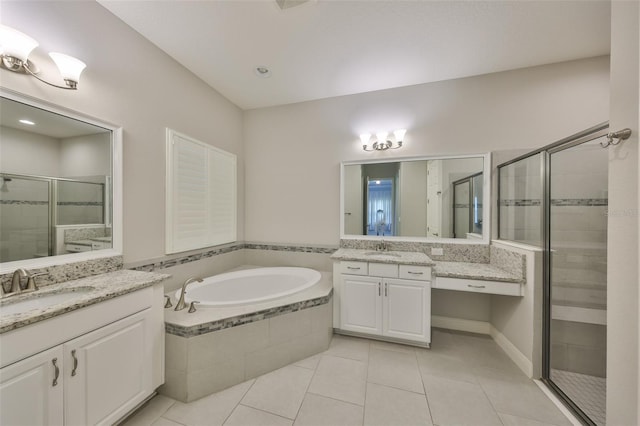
490, 325, 533, 377
431, 315, 491, 335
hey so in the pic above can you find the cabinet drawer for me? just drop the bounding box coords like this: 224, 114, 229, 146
399, 265, 431, 280
66, 243, 92, 253
433, 277, 522, 296
369, 263, 398, 278
340, 261, 368, 275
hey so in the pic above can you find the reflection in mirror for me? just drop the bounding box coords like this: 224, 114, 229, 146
342, 156, 487, 241
0, 96, 113, 263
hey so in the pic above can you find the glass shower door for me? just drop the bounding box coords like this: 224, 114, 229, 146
548, 141, 608, 425
0, 175, 51, 262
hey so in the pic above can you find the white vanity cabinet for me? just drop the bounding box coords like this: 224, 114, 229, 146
0, 284, 164, 426
336, 261, 431, 346
64, 309, 153, 425
0, 346, 64, 425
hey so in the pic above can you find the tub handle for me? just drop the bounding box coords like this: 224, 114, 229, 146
164, 295, 173, 309
188, 301, 200, 313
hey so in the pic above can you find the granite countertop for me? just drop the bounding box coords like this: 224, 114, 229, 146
433, 261, 524, 283
331, 248, 435, 266
67, 236, 112, 246
0, 270, 170, 333
331, 248, 523, 283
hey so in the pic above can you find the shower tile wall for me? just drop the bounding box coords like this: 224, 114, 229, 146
0, 178, 49, 262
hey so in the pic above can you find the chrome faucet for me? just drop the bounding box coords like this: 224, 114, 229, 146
10, 268, 29, 293
174, 277, 203, 311
376, 240, 388, 252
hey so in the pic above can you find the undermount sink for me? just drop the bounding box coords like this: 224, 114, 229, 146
0, 288, 92, 317
363, 251, 402, 258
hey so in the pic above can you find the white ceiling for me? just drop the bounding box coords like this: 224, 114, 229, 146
1, 97, 109, 139
98, 0, 610, 110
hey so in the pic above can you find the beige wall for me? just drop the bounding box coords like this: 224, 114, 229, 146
607, 1, 639, 424
244, 56, 610, 246
0, 1, 244, 265
0, 126, 61, 176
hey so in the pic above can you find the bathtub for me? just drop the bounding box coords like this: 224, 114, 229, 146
175, 267, 322, 308
162, 266, 333, 402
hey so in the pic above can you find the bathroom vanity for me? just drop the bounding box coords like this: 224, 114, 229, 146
331, 246, 526, 347
0, 270, 169, 426
332, 249, 434, 347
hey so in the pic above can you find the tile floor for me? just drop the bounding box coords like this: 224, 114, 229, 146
122, 329, 574, 426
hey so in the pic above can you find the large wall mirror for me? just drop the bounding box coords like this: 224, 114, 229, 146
0, 89, 122, 272
341, 153, 490, 244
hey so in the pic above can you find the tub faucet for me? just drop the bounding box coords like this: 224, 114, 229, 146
174, 277, 203, 311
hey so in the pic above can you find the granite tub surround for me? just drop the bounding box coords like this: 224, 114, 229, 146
0, 255, 123, 291
339, 239, 490, 263
330, 248, 435, 266
0, 269, 170, 333
161, 272, 333, 402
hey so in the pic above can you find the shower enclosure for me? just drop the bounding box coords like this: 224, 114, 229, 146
498, 123, 609, 426
0, 172, 108, 263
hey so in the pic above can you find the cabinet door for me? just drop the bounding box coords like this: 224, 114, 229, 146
64, 309, 152, 426
383, 278, 431, 343
340, 275, 382, 335
0, 346, 64, 426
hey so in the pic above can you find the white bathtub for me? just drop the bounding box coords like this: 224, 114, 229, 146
175, 267, 322, 308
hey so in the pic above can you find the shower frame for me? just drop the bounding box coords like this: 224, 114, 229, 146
496, 122, 610, 426
0, 172, 107, 260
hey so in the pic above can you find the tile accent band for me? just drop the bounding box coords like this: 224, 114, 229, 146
129, 242, 338, 273
164, 290, 333, 337
500, 199, 608, 207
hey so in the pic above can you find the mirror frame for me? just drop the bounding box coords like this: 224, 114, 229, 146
340, 152, 491, 245
0, 88, 123, 273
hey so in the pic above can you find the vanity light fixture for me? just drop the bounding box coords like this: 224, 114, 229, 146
360, 129, 406, 152
0, 25, 86, 90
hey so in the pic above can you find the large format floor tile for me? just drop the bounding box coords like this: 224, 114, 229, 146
124, 330, 576, 426
163, 379, 254, 426
363, 382, 432, 426
241, 365, 314, 419
367, 347, 424, 393
294, 393, 364, 426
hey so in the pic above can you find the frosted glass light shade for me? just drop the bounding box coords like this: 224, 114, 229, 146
0, 25, 38, 62
376, 132, 388, 143
393, 129, 407, 141
359, 133, 371, 145
49, 52, 86, 83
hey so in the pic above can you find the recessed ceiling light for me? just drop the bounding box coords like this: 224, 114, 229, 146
254, 66, 271, 78
19, 119, 35, 125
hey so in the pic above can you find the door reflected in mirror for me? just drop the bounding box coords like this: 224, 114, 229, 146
0, 96, 113, 263
342, 155, 488, 241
